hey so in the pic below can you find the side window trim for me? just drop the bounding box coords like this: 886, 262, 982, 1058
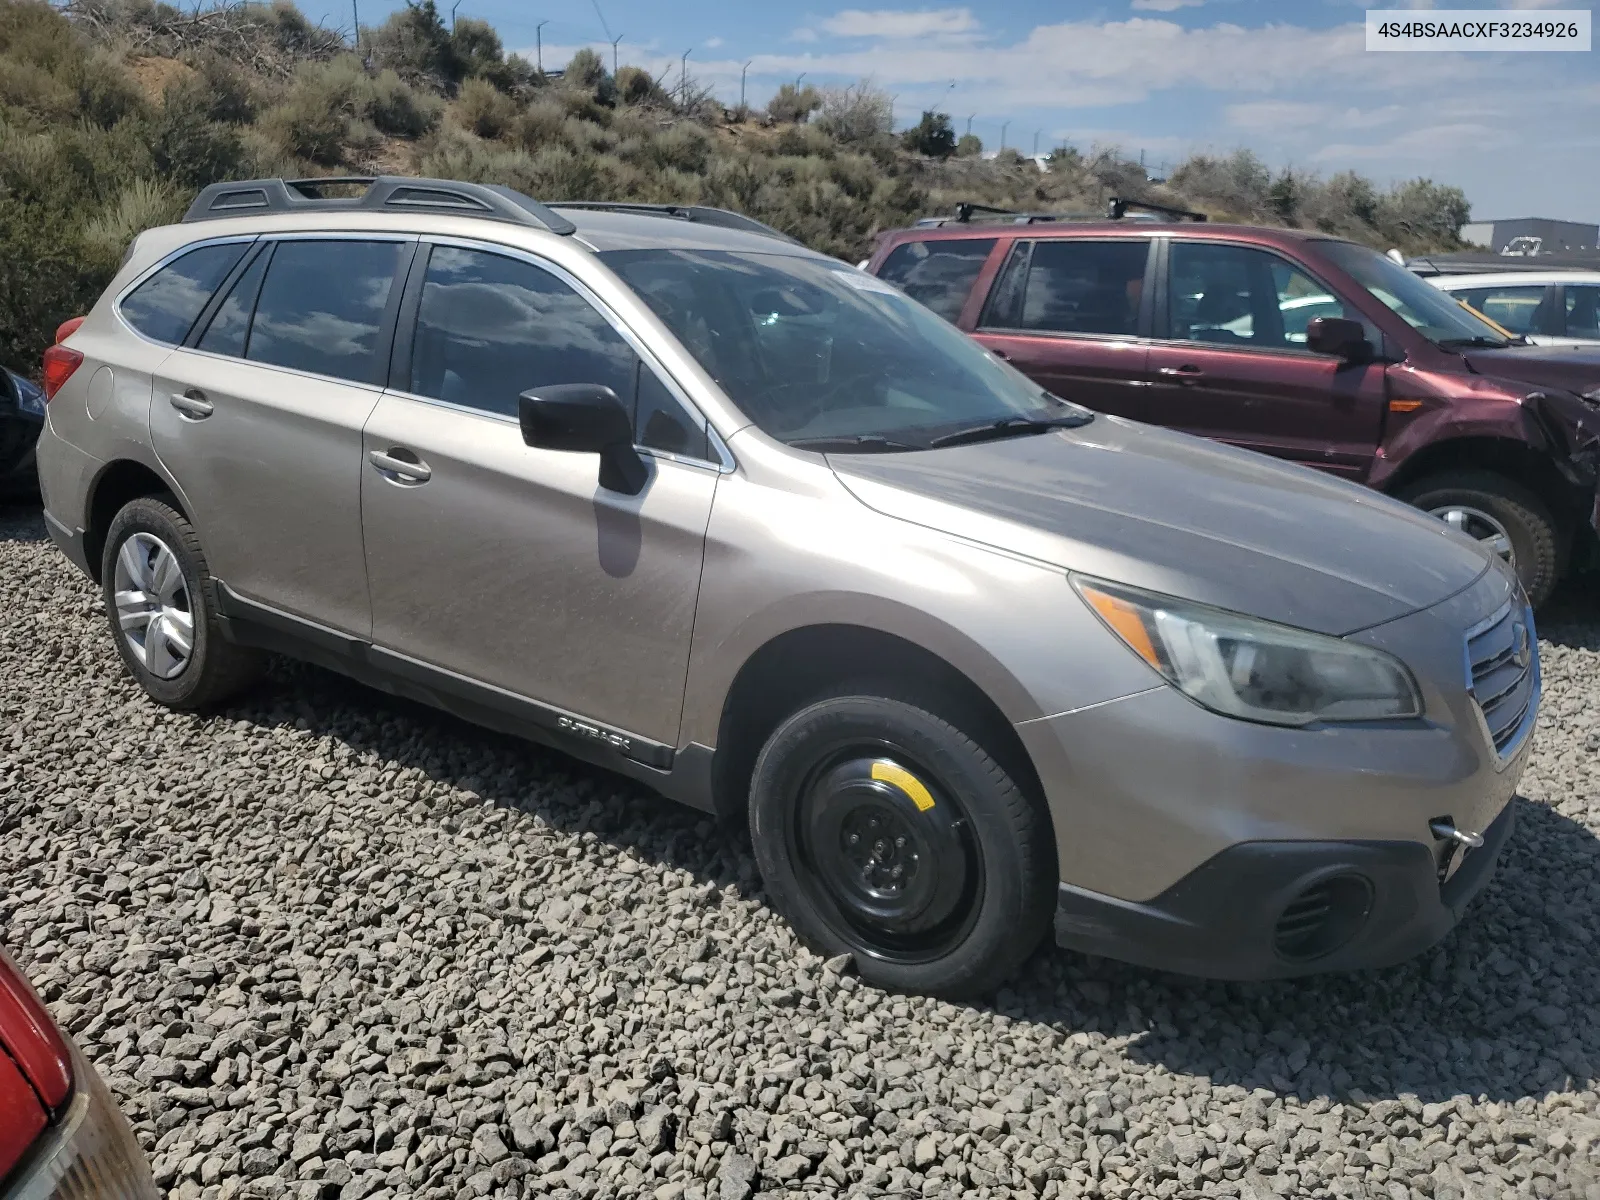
1159, 238, 1379, 358
113, 235, 258, 348
183, 241, 265, 349
976, 237, 1153, 340
394, 235, 729, 469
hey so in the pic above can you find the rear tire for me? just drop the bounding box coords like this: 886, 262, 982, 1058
101, 496, 263, 710
749, 690, 1055, 999
1396, 469, 1562, 606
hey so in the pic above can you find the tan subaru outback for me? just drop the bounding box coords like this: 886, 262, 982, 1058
36, 177, 1537, 997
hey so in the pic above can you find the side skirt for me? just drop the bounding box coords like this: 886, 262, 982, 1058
213, 584, 718, 813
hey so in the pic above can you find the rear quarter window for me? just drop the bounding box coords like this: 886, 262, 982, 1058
876, 238, 996, 323
119, 242, 249, 345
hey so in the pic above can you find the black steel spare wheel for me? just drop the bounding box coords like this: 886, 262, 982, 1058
793, 750, 981, 962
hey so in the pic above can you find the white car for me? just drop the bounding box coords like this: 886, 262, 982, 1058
1428, 271, 1600, 346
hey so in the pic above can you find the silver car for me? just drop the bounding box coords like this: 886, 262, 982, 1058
35, 176, 1537, 997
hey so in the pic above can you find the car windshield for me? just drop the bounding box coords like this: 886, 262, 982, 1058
601, 248, 1091, 450
1316, 240, 1513, 349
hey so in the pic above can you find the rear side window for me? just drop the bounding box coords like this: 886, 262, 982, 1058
197, 247, 269, 357
876, 238, 996, 323
1567, 285, 1600, 339
981, 240, 1149, 336
120, 242, 248, 345
246, 240, 404, 384
408, 245, 708, 457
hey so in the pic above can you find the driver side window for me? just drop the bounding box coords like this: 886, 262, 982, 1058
408, 245, 710, 459
1168, 242, 1376, 352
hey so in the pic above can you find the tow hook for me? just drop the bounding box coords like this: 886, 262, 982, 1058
1430, 817, 1485, 884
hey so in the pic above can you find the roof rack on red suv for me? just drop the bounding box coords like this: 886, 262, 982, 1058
914, 196, 1207, 228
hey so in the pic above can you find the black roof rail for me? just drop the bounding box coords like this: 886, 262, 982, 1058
181, 176, 578, 236
1106, 197, 1207, 223
546, 201, 803, 245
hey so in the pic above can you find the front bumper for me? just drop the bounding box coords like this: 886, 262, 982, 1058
1054, 796, 1515, 979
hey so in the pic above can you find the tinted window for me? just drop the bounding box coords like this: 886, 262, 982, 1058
635, 366, 709, 459
1457, 285, 1550, 336
120, 243, 248, 344
197, 247, 269, 357
876, 238, 995, 323
1170, 243, 1369, 350
1567, 286, 1600, 339
983, 240, 1148, 335
411, 246, 631, 409
247, 240, 403, 383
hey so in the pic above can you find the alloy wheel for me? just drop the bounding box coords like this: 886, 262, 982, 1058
1430, 504, 1514, 565
112, 532, 194, 679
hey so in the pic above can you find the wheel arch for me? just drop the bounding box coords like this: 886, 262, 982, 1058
707, 622, 1046, 829
83, 457, 188, 583
1378, 435, 1581, 530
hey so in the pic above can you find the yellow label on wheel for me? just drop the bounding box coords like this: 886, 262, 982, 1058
871, 761, 936, 812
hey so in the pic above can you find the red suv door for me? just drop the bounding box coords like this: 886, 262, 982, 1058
1145, 239, 1388, 480
968, 237, 1156, 419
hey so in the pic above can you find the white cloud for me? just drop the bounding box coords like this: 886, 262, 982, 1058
819, 8, 979, 39
705, 36, 724, 48
1130, 0, 1202, 10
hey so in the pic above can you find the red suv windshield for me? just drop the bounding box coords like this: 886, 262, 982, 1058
1316, 240, 1514, 348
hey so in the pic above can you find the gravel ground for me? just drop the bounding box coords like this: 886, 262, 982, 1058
4, 500, 1600, 1200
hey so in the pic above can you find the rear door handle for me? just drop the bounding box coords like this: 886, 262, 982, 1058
1157, 365, 1204, 385
990, 348, 1011, 361
169, 389, 214, 419
369, 448, 432, 484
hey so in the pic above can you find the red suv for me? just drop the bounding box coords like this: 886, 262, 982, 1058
867, 205, 1600, 605
0, 944, 156, 1200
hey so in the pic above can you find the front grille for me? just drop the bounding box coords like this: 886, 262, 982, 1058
1465, 602, 1537, 757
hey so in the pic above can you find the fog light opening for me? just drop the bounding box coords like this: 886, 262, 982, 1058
1273, 873, 1373, 963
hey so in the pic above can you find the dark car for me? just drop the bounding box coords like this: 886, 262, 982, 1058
0, 364, 46, 498
0, 943, 157, 1199
867, 208, 1600, 605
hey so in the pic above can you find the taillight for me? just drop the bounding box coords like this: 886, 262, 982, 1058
55, 317, 85, 343
41, 345, 83, 402
0, 946, 73, 1112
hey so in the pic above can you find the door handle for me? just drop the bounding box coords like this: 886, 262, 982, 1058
369, 448, 432, 484
169, 389, 214, 419
990, 348, 1011, 361
1157, 365, 1204, 385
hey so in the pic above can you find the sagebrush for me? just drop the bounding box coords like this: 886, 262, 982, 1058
0, 0, 1472, 376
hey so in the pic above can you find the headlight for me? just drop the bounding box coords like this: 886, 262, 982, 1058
1075, 577, 1421, 726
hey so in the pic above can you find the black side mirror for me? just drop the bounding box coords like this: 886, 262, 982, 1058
1305, 316, 1371, 362
518, 383, 647, 495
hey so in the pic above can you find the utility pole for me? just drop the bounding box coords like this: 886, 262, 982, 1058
965, 113, 974, 136
610, 34, 623, 76
740, 60, 752, 110
535, 20, 547, 74
795, 71, 806, 90
350, 0, 359, 56
450, 0, 460, 30
889, 93, 898, 130
1000, 120, 1009, 150
1033, 129, 1040, 157
681, 49, 691, 103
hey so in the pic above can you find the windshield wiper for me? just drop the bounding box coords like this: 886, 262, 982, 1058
1437, 335, 1513, 349
787, 434, 923, 453
927, 413, 1093, 449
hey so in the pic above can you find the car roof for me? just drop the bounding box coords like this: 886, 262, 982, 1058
1433, 271, 1600, 287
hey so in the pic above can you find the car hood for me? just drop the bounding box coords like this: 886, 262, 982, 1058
829, 417, 1492, 636
1461, 344, 1600, 396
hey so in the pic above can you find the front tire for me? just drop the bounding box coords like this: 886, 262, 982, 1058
101, 496, 262, 709
1397, 469, 1562, 606
749, 691, 1055, 999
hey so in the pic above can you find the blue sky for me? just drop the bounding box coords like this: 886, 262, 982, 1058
345, 0, 1599, 223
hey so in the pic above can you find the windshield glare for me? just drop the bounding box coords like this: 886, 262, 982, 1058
601, 248, 1087, 448
1316, 240, 1512, 348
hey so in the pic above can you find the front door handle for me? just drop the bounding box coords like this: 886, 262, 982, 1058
1157, 364, 1204, 385
169, 389, 214, 419
369, 448, 432, 484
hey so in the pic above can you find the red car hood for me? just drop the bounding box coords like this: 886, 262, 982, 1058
1462, 344, 1600, 397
